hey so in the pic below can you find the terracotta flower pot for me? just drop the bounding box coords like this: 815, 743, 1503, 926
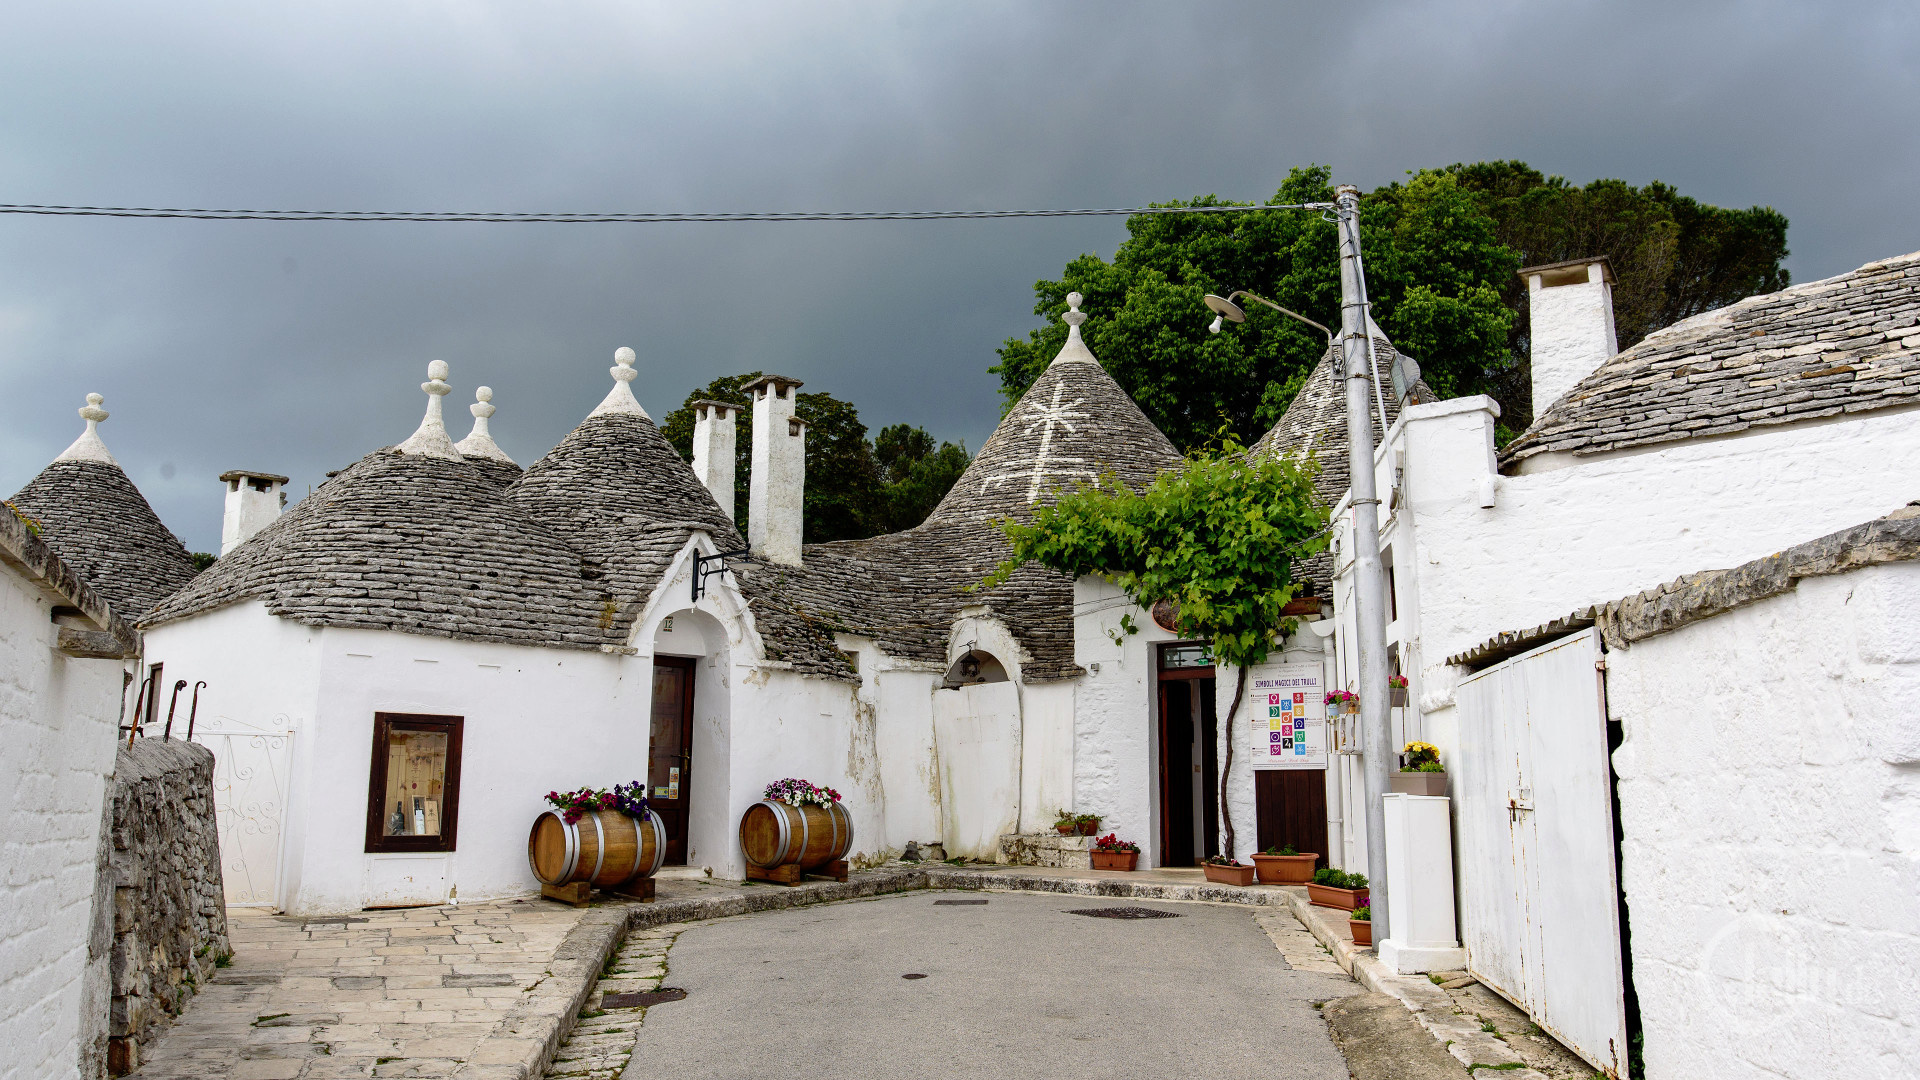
1250, 853, 1319, 884
1056, 824, 1076, 835
1203, 862, 1256, 887
1350, 918, 1372, 947
1090, 849, 1138, 871
1077, 820, 1101, 836
1306, 882, 1370, 911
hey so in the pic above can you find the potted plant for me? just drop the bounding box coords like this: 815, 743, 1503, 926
1306, 867, 1370, 910
1325, 690, 1359, 715
1349, 905, 1373, 947
1090, 834, 1139, 871
1054, 809, 1078, 836
1203, 854, 1256, 886
1250, 844, 1319, 884
1388, 675, 1409, 708
1074, 812, 1103, 836
1391, 741, 1449, 797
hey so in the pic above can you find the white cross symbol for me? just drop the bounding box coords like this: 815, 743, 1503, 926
979, 381, 1095, 504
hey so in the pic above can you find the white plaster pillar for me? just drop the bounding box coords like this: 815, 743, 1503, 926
219, 469, 288, 554
1524, 257, 1618, 415
1377, 793, 1467, 973
690, 400, 740, 521
745, 375, 805, 565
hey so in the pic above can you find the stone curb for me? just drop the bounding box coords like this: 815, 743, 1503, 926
1275, 889, 1549, 1079
926, 867, 1302, 906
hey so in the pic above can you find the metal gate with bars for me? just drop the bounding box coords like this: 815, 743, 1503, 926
1454, 628, 1628, 1077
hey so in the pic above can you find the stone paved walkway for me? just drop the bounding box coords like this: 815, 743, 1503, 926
127, 899, 599, 1079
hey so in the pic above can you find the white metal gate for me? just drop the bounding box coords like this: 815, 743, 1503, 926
1455, 628, 1628, 1077
192, 720, 294, 908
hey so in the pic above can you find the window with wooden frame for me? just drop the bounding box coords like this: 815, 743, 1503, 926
364, 713, 464, 853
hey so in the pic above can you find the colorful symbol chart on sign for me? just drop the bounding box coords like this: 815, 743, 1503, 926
1246, 662, 1326, 770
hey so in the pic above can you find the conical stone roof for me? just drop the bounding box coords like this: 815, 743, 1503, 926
10, 394, 198, 619
738, 295, 1183, 682
145, 448, 615, 646
1250, 334, 1414, 599
925, 295, 1180, 526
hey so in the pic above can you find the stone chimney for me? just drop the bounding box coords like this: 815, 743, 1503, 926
690, 400, 740, 520
219, 470, 288, 554
743, 375, 805, 566
1522, 256, 1617, 415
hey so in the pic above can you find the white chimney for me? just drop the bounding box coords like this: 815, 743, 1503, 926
744, 374, 805, 566
690, 400, 740, 520
1523, 256, 1618, 415
220, 469, 288, 554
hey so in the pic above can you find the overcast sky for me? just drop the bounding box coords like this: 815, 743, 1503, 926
3, 1, 1915, 552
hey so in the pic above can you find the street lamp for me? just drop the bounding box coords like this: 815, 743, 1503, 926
1202, 185, 1396, 944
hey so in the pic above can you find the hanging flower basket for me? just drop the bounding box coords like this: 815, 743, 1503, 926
1325, 690, 1360, 715
1388, 675, 1409, 708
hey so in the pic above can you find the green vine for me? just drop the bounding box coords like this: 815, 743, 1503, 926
984, 434, 1327, 854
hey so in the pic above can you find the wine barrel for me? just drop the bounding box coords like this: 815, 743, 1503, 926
739, 800, 854, 870
527, 808, 665, 890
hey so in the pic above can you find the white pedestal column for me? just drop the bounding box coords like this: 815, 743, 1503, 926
1378, 793, 1467, 973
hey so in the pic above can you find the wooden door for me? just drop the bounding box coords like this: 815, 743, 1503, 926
1254, 770, 1328, 869
1157, 681, 1195, 866
648, 657, 696, 865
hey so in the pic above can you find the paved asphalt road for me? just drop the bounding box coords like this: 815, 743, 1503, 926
622, 890, 1355, 1079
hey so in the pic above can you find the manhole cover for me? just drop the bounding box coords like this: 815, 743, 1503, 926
1066, 906, 1181, 920
602, 988, 687, 1009
902, 973, 928, 980
933, 898, 987, 905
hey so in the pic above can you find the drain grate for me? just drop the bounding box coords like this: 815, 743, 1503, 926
1066, 906, 1182, 920
602, 988, 687, 1009
933, 898, 987, 906
902, 973, 928, 980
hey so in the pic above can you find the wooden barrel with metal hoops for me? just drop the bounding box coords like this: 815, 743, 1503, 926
739, 800, 854, 871
527, 808, 665, 891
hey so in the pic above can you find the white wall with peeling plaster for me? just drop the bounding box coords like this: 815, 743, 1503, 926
1605, 562, 1920, 1080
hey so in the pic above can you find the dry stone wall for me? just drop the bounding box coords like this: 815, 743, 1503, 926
103, 738, 228, 1076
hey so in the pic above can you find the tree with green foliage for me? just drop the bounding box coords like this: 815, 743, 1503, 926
996, 162, 1789, 445
661, 375, 969, 543
984, 439, 1327, 855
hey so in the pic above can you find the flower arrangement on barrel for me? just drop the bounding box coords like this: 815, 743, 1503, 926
528, 780, 665, 907
1090, 833, 1139, 871
1203, 853, 1256, 887
741, 778, 854, 885
544, 781, 649, 824
765, 777, 842, 807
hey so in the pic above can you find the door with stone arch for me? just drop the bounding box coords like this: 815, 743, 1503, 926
648, 657, 696, 865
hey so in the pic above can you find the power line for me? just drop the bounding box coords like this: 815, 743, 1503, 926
0, 201, 1333, 223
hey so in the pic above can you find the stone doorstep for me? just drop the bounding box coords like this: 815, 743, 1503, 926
1278, 892, 1549, 1079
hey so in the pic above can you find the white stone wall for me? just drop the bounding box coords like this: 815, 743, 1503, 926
0, 562, 123, 1080
1070, 576, 1175, 862
1604, 562, 1920, 1080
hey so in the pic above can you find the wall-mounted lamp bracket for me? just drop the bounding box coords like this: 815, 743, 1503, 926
692, 548, 753, 601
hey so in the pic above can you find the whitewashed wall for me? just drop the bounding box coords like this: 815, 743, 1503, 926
0, 564, 123, 1080
1071, 576, 1175, 861
1605, 562, 1920, 1080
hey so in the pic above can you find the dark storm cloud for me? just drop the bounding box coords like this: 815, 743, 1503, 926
3, 1, 1914, 551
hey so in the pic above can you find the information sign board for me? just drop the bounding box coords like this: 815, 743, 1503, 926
1246, 662, 1327, 770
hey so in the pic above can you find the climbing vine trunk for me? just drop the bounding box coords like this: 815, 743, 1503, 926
1219, 666, 1247, 858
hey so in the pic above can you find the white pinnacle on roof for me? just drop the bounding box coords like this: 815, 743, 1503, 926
589, 347, 651, 419
55, 393, 120, 466
454, 386, 517, 464
1049, 292, 1097, 367
396, 360, 464, 460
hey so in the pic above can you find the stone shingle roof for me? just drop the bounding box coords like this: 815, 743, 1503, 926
144, 449, 618, 648
9, 459, 199, 619
1249, 337, 1410, 598
1504, 250, 1920, 468
737, 301, 1184, 682
0, 504, 141, 658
